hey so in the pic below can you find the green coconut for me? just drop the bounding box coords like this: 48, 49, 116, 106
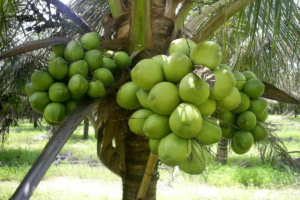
48, 57, 68, 80
216, 87, 241, 111
242, 71, 257, 81
71, 92, 86, 101
68, 60, 89, 78
233, 131, 254, 151
116, 82, 141, 110
169, 103, 202, 139
217, 111, 236, 126
251, 122, 268, 142
25, 83, 37, 96
190, 41, 222, 70
194, 118, 222, 145
93, 68, 115, 87
64, 40, 84, 62
179, 73, 210, 105
218, 64, 231, 71
31, 71, 54, 91
45, 118, 61, 126
136, 89, 151, 109
68, 74, 89, 95
233, 71, 246, 91
87, 81, 106, 98
149, 139, 160, 155
49, 52, 57, 62
220, 125, 235, 139
163, 52, 193, 84
231, 92, 250, 113
84, 49, 103, 69
158, 133, 191, 166
144, 114, 171, 140
131, 59, 164, 90
257, 110, 268, 122
237, 111, 257, 131
29, 92, 51, 113
81, 32, 100, 50
52, 44, 65, 57
103, 50, 114, 59
102, 58, 117, 72
243, 79, 265, 98
196, 98, 216, 116
210, 69, 236, 100
43, 102, 65, 124
128, 109, 154, 135
114, 51, 132, 69
148, 82, 181, 115
248, 97, 268, 117
152, 55, 168, 68
231, 141, 250, 155
179, 142, 207, 175
169, 38, 196, 57
64, 99, 77, 116
49, 82, 71, 102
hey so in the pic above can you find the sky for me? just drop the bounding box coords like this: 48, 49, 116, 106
60, 0, 71, 5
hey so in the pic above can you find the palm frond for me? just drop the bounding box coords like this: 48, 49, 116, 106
184, 0, 300, 99
69, 0, 109, 34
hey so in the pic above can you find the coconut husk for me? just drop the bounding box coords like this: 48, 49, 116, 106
96, 94, 119, 129
193, 65, 215, 89
97, 100, 129, 177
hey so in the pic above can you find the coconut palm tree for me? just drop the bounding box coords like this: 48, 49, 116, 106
213, 1, 300, 164
1, 0, 300, 199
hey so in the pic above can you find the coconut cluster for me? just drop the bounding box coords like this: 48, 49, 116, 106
25, 32, 131, 125
217, 70, 269, 155
0, 94, 23, 109
117, 38, 269, 175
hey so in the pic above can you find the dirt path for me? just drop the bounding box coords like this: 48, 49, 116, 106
1, 177, 300, 200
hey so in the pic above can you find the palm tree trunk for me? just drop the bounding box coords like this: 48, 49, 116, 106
83, 118, 89, 140
29, 113, 32, 123
123, 131, 158, 200
33, 112, 38, 128
215, 137, 229, 165
52, 125, 60, 135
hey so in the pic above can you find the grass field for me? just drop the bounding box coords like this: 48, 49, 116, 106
0, 115, 299, 200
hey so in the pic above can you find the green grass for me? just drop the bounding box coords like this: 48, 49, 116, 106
0, 116, 299, 200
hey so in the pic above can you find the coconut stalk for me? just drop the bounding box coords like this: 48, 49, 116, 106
137, 153, 159, 200
128, 0, 153, 52
184, 0, 234, 32
0, 37, 71, 60
108, 0, 124, 17
192, 0, 255, 43
174, 0, 194, 32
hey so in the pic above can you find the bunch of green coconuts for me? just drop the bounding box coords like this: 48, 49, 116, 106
0, 93, 23, 110
116, 38, 269, 175
25, 32, 131, 125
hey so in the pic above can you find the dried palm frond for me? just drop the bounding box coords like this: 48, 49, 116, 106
257, 130, 299, 169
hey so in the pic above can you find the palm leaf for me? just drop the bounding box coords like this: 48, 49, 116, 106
48, 0, 92, 32
0, 37, 70, 60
